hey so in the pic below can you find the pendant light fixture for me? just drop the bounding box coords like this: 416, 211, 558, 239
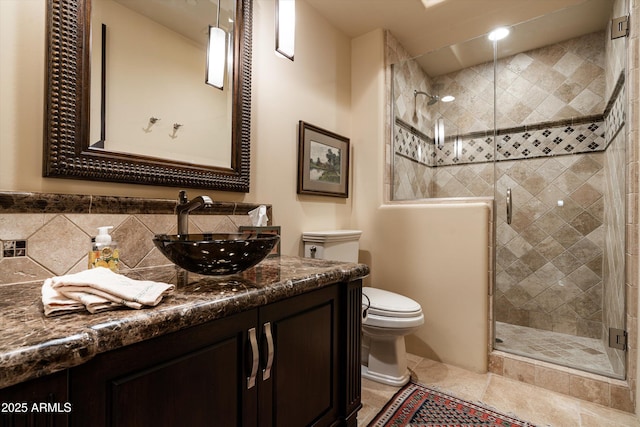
206, 0, 226, 89
276, 0, 295, 60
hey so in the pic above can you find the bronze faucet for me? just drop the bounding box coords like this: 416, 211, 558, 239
176, 190, 213, 235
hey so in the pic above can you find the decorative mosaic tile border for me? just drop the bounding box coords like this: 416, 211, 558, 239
2, 240, 26, 258
395, 72, 626, 168
604, 73, 626, 143
494, 118, 605, 162
394, 119, 435, 166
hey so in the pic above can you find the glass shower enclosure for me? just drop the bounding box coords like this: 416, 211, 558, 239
390, 0, 627, 379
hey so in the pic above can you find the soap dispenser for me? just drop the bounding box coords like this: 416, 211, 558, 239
89, 226, 120, 272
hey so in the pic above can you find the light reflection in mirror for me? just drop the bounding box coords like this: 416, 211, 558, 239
89, 0, 234, 168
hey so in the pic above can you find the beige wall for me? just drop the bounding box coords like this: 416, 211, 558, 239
350, 29, 491, 373
350, 29, 387, 266
374, 203, 491, 373
251, 0, 353, 255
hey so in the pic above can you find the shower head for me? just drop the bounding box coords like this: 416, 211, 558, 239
414, 90, 439, 106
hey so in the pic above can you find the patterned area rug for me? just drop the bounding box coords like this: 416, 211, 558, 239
368, 382, 537, 427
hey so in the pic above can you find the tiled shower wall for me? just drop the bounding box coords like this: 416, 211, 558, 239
494, 80, 625, 345
391, 28, 627, 347
496, 31, 626, 377
393, 30, 608, 201
494, 152, 606, 338
0, 192, 271, 284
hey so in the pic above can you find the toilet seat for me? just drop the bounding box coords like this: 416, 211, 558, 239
364, 312, 425, 329
362, 287, 424, 329
362, 287, 422, 317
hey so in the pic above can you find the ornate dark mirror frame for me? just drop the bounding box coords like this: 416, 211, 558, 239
43, 0, 252, 192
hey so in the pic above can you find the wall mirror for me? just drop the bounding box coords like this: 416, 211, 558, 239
43, 0, 252, 191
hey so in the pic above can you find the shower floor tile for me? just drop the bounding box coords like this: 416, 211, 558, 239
494, 321, 617, 377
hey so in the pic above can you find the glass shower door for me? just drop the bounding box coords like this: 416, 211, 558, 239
494, 142, 625, 378
492, 0, 627, 379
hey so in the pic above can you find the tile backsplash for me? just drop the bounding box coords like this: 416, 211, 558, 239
0, 192, 272, 285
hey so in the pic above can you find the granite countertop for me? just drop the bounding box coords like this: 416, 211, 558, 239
0, 256, 369, 389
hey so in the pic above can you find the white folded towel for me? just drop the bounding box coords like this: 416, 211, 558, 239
42, 267, 175, 317
41, 281, 85, 316
42, 281, 121, 316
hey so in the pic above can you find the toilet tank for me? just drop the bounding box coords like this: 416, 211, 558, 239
302, 230, 362, 263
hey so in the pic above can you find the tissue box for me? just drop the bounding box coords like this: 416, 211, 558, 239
239, 226, 281, 257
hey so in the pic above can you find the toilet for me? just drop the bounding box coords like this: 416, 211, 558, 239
302, 230, 424, 387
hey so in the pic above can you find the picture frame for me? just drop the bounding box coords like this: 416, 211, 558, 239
297, 121, 350, 198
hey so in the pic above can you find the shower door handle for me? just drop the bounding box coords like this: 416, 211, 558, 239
506, 188, 512, 225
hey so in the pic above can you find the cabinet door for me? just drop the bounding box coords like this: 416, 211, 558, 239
258, 285, 340, 427
0, 370, 69, 427
70, 310, 256, 427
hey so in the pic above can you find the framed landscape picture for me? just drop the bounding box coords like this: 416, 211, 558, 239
297, 121, 350, 198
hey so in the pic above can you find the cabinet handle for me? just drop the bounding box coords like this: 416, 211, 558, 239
262, 322, 274, 381
247, 327, 259, 389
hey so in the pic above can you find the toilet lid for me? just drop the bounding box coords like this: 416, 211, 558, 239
362, 287, 422, 318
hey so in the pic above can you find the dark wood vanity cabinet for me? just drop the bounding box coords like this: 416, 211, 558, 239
259, 283, 354, 427
69, 309, 256, 426
256, 280, 363, 426
19, 280, 363, 427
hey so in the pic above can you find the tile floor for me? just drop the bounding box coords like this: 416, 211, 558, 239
494, 322, 621, 378
358, 354, 639, 427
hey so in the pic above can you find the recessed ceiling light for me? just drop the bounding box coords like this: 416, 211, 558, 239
420, 0, 447, 9
488, 27, 510, 41
441, 95, 455, 103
